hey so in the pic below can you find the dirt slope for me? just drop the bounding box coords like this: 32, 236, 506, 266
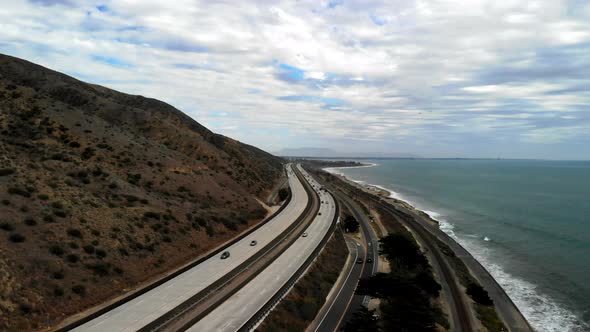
0, 53, 283, 331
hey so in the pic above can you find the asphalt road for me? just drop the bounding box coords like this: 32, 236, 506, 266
311, 237, 365, 332
186, 165, 336, 332
310, 183, 380, 332
332, 192, 379, 330
72, 164, 310, 332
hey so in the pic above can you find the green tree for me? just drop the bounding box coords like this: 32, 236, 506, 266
343, 215, 359, 233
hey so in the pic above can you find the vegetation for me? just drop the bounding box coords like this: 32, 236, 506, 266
9, 233, 25, 243
343, 214, 360, 233
350, 233, 446, 331
278, 187, 289, 201
0, 53, 285, 331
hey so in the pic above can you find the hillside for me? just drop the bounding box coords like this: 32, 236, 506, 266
0, 53, 284, 331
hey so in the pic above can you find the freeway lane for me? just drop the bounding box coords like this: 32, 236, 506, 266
186, 165, 336, 332
315, 189, 380, 332
72, 164, 310, 332
311, 237, 365, 332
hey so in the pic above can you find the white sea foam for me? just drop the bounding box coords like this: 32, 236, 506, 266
423, 206, 588, 332
323, 162, 378, 176
329, 168, 589, 332
457, 236, 588, 332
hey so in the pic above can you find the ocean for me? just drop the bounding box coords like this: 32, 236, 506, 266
324, 159, 590, 332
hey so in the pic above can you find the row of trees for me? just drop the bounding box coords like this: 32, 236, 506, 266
344, 233, 445, 331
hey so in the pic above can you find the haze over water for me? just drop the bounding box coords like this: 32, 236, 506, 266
327, 159, 590, 332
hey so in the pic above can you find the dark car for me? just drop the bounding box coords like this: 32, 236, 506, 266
250, 240, 257, 246
367, 257, 373, 263
220, 251, 230, 259
356, 258, 363, 264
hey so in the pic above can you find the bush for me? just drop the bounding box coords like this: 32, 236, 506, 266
37, 194, 49, 200
49, 245, 65, 256
83, 244, 95, 254
343, 215, 360, 233
53, 287, 64, 297
278, 188, 289, 201
19, 303, 32, 314
81, 147, 95, 160
0, 168, 15, 176
118, 247, 129, 256
51, 201, 64, 209
43, 215, 55, 223
86, 262, 110, 276
66, 254, 80, 263
95, 248, 107, 258
0, 223, 15, 231
52, 270, 64, 279
54, 210, 67, 218
71, 284, 86, 295
9, 233, 25, 243
7, 187, 31, 197
127, 173, 141, 185
467, 283, 493, 306
143, 211, 161, 220
67, 228, 83, 238
24, 217, 37, 226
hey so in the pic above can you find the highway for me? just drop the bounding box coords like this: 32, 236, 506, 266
310, 237, 364, 332
186, 164, 337, 332
70, 164, 312, 332
311, 187, 380, 332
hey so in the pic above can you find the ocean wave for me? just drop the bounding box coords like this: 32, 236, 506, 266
323, 162, 378, 175
425, 208, 587, 332
330, 168, 588, 331
458, 236, 588, 332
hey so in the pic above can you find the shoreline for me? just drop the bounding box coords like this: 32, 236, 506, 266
322, 166, 535, 331
323, 165, 588, 332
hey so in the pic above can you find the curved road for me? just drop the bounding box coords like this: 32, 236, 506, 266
313, 187, 380, 332
186, 165, 337, 331
71, 164, 311, 332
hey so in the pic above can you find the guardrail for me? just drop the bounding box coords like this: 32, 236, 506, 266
55, 167, 295, 332
238, 189, 340, 332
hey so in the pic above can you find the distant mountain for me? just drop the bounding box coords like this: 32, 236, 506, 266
277, 147, 420, 159
0, 53, 283, 331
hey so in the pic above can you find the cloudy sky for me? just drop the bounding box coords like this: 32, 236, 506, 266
2, 0, 590, 159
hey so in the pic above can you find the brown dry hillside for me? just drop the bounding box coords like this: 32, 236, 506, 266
0, 53, 284, 331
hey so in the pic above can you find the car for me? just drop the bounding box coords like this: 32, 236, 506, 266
356, 258, 364, 264
302, 232, 308, 237
318, 212, 322, 215
250, 240, 257, 246
367, 257, 373, 263
220, 251, 230, 259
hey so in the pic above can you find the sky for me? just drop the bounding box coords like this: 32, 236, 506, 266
1, 0, 590, 160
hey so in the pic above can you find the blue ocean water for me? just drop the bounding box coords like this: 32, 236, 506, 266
326, 159, 590, 332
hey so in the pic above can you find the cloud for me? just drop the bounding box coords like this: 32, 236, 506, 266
1, 0, 589, 159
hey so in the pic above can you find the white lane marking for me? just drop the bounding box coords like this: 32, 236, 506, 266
314, 240, 359, 332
